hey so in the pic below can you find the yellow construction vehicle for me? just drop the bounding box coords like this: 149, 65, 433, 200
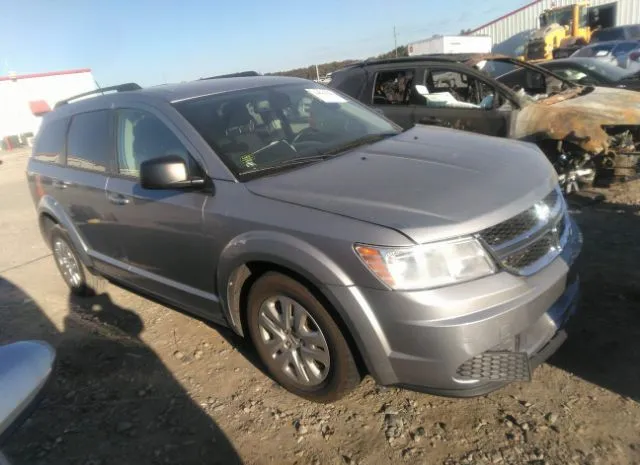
523, 2, 591, 61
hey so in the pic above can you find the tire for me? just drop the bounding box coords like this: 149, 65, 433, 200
49, 225, 106, 297
246, 272, 361, 403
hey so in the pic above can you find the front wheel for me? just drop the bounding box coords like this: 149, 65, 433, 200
246, 272, 361, 403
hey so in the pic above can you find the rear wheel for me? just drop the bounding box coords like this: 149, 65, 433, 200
246, 272, 361, 402
50, 225, 106, 297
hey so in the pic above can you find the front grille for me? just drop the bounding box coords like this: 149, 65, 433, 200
481, 189, 559, 247
455, 351, 531, 382
503, 231, 558, 270
480, 187, 567, 276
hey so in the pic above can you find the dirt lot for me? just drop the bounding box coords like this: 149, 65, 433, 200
1, 148, 639, 465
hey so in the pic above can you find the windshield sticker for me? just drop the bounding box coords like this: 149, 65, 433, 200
240, 153, 257, 168
305, 88, 347, 103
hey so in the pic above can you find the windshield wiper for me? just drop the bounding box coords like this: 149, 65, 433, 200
238, 132, 398, 178
322, 132, 398, 156
238, 154, 333, 177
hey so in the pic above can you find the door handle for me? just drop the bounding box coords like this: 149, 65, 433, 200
52, 180, 70, 189
106, 192, 130, 205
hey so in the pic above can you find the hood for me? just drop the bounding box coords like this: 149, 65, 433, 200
513, 86, 640, 153
246, 126, 557, 244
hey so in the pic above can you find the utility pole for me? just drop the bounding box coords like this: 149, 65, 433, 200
394, 26, 398, 57
315, 64, 320, 81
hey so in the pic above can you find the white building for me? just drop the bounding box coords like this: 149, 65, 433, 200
469, 0, 640, 56
0, 68, 97, 146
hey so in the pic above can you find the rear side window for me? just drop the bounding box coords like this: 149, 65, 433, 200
373, 69, 415, 105
33, 118, 67, 164
66, 111, 111, 173
329, 68, 366, 99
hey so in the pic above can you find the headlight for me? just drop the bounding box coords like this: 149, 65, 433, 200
355, 238, 496, 290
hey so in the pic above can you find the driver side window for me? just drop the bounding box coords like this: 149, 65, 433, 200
419, 69, 496, 110
116, 109, 197, 179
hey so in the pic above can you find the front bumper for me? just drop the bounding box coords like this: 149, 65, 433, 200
325, 217, 582, 396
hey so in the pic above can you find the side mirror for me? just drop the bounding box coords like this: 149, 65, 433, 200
0, 341, 56, 445
140, 155, 205, 190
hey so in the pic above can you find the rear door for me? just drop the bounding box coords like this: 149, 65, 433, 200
412, 65, 514, 137
104, 107, 220, 319
60, 110, 116, 267
366, 67, 422, 129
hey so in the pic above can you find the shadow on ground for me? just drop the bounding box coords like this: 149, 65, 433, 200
0, 277, 243, 465
549, 200, 640, 402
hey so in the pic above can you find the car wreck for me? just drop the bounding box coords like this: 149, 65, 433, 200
328, 54, 640, 193
477, 55, 640, 191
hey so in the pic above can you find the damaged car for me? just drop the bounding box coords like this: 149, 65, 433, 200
328, 55, 640, 193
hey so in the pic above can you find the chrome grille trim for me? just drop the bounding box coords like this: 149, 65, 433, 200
479, 187, 569, 276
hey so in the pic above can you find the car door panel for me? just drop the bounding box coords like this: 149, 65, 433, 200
59, 110, 117, 272
104, 177, 220, 318
104, 108, 222, 319
374, 105, 416, 129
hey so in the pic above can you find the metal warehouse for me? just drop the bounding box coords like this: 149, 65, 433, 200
0, 69, 96, 150
470, 0, 640, 56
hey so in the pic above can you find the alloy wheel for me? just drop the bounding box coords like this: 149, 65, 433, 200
257, 295, 330, 387
53, 238, 82, 288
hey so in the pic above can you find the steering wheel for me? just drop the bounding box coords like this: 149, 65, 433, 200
292, 127, 324, 144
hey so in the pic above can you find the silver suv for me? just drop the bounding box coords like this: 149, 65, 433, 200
27, 77, 582, 402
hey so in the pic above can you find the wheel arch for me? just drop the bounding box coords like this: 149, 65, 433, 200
217, 231, 370, 376
226, 260, 370, 378
36, 195, 94, 267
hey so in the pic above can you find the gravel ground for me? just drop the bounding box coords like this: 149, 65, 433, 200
1, 149, 639, 465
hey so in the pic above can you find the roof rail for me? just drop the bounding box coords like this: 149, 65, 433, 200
360, 55, 465, 67
200, 71, 261, 80
54, 83, 142, 109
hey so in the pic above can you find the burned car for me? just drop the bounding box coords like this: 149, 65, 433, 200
328, 55, 640, 193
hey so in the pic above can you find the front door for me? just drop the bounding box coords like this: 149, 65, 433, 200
105, 108, 221, 319
412, 66, 513, 137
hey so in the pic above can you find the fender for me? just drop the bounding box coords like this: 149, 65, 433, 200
36, 195, 94, 268
216, 230, 395, 382
217, 230, 354, 334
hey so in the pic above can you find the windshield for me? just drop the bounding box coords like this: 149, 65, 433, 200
571, 59, 633, 81
491, 58, 583, 104
173, 83, 399, 179
540, 6, 574, 28
573, 43, 616, 57
591, 28, 626, 42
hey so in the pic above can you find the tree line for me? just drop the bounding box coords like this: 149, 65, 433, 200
269, 46, 408, 79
